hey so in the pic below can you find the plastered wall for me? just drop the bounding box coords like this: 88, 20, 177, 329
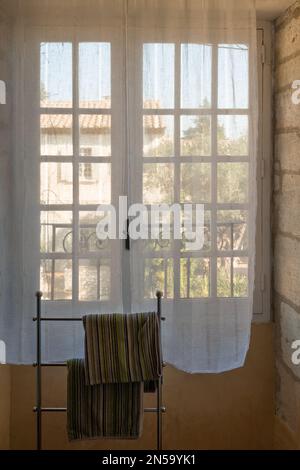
9, 325, 275, 450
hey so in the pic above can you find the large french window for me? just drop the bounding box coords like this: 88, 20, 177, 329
36, 31, 267, 311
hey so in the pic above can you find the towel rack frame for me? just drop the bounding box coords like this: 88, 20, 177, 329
33, 291, 165, 451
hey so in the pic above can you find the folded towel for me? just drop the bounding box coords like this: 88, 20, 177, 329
67, 359, 144, 441
83, 312, 162, 386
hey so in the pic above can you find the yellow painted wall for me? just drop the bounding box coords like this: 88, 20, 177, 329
0, 365, 11, 450
274, 416, 300, 450
8, 324, 275, 450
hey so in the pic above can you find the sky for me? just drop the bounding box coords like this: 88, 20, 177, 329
40, 42, 111, 105
40, 41, 249, 138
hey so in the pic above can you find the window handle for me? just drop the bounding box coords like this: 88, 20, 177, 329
125, 218, 130, 251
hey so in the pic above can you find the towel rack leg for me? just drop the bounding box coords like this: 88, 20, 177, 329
157, 377, 163, 451
156, 291, 163, 451
35, 291, 43, 451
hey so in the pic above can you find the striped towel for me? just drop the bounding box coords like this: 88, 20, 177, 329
67, 359, 144, 441
83, 312, 162, 386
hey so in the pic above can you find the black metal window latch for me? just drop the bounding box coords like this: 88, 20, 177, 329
125, 218, 130, 250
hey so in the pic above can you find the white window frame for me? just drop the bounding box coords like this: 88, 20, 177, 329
253, 22, 272, 322
21, 23, 272, 320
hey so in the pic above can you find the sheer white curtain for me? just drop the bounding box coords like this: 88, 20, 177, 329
0, 0, 257, 371
3, 0, 127, 363
128, 0, 258, 373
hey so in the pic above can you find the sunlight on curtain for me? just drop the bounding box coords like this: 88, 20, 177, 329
128, 0, 258, 372
1, 0, 257, 371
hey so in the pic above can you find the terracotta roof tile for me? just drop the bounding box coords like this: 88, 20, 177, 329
41, 99, 166, 132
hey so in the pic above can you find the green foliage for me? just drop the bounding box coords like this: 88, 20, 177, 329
142, 114, 249, 299
143, 115, 248, 204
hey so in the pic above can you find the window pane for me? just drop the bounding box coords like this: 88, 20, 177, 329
181, 44, 212, 108
180, 258, 210, 298
40, 259, 72, 300
40, 43, 72, 108
40, 211, 72, 253
190, 258, 210, 298
79, 211, 110, 254
181, 115, 211, 156
40, 260, 52, 300
166, 259, 174, 299
79, 259, 110, 301
40, 114, 73, 156
181, 210, 211, 252
233, 257, 248, 297
180, 259, 188, 298
181, 163, 211, 203
143, 233, 172, 253
144, 258, 173, 299
143, 43, 174, 108
217, 210, 248, 251
217, 115, 248, 156
41, 163, 73, 204
143, 115, 174, 157
217, 257, 248, 298
79, 115, 111, 157
79, 43, 111, 108
79, 163, 111, 205
217, 163, 248, 203
217, 257, 231, 297
143, 163, 174, 204
218, 44, 248, 109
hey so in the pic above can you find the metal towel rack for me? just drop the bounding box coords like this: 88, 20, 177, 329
33, 291, 166, 451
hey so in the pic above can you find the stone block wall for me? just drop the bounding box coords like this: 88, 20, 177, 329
274, 0, 300, 449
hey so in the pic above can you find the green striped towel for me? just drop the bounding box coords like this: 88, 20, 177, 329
67, 359, 144, 441
83, 313, 162, 386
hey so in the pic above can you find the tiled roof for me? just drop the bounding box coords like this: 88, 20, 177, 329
40, 99, 166, 132
41, 97, 111, 109
40, 114, 111, 131
143, 100, 166, 132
